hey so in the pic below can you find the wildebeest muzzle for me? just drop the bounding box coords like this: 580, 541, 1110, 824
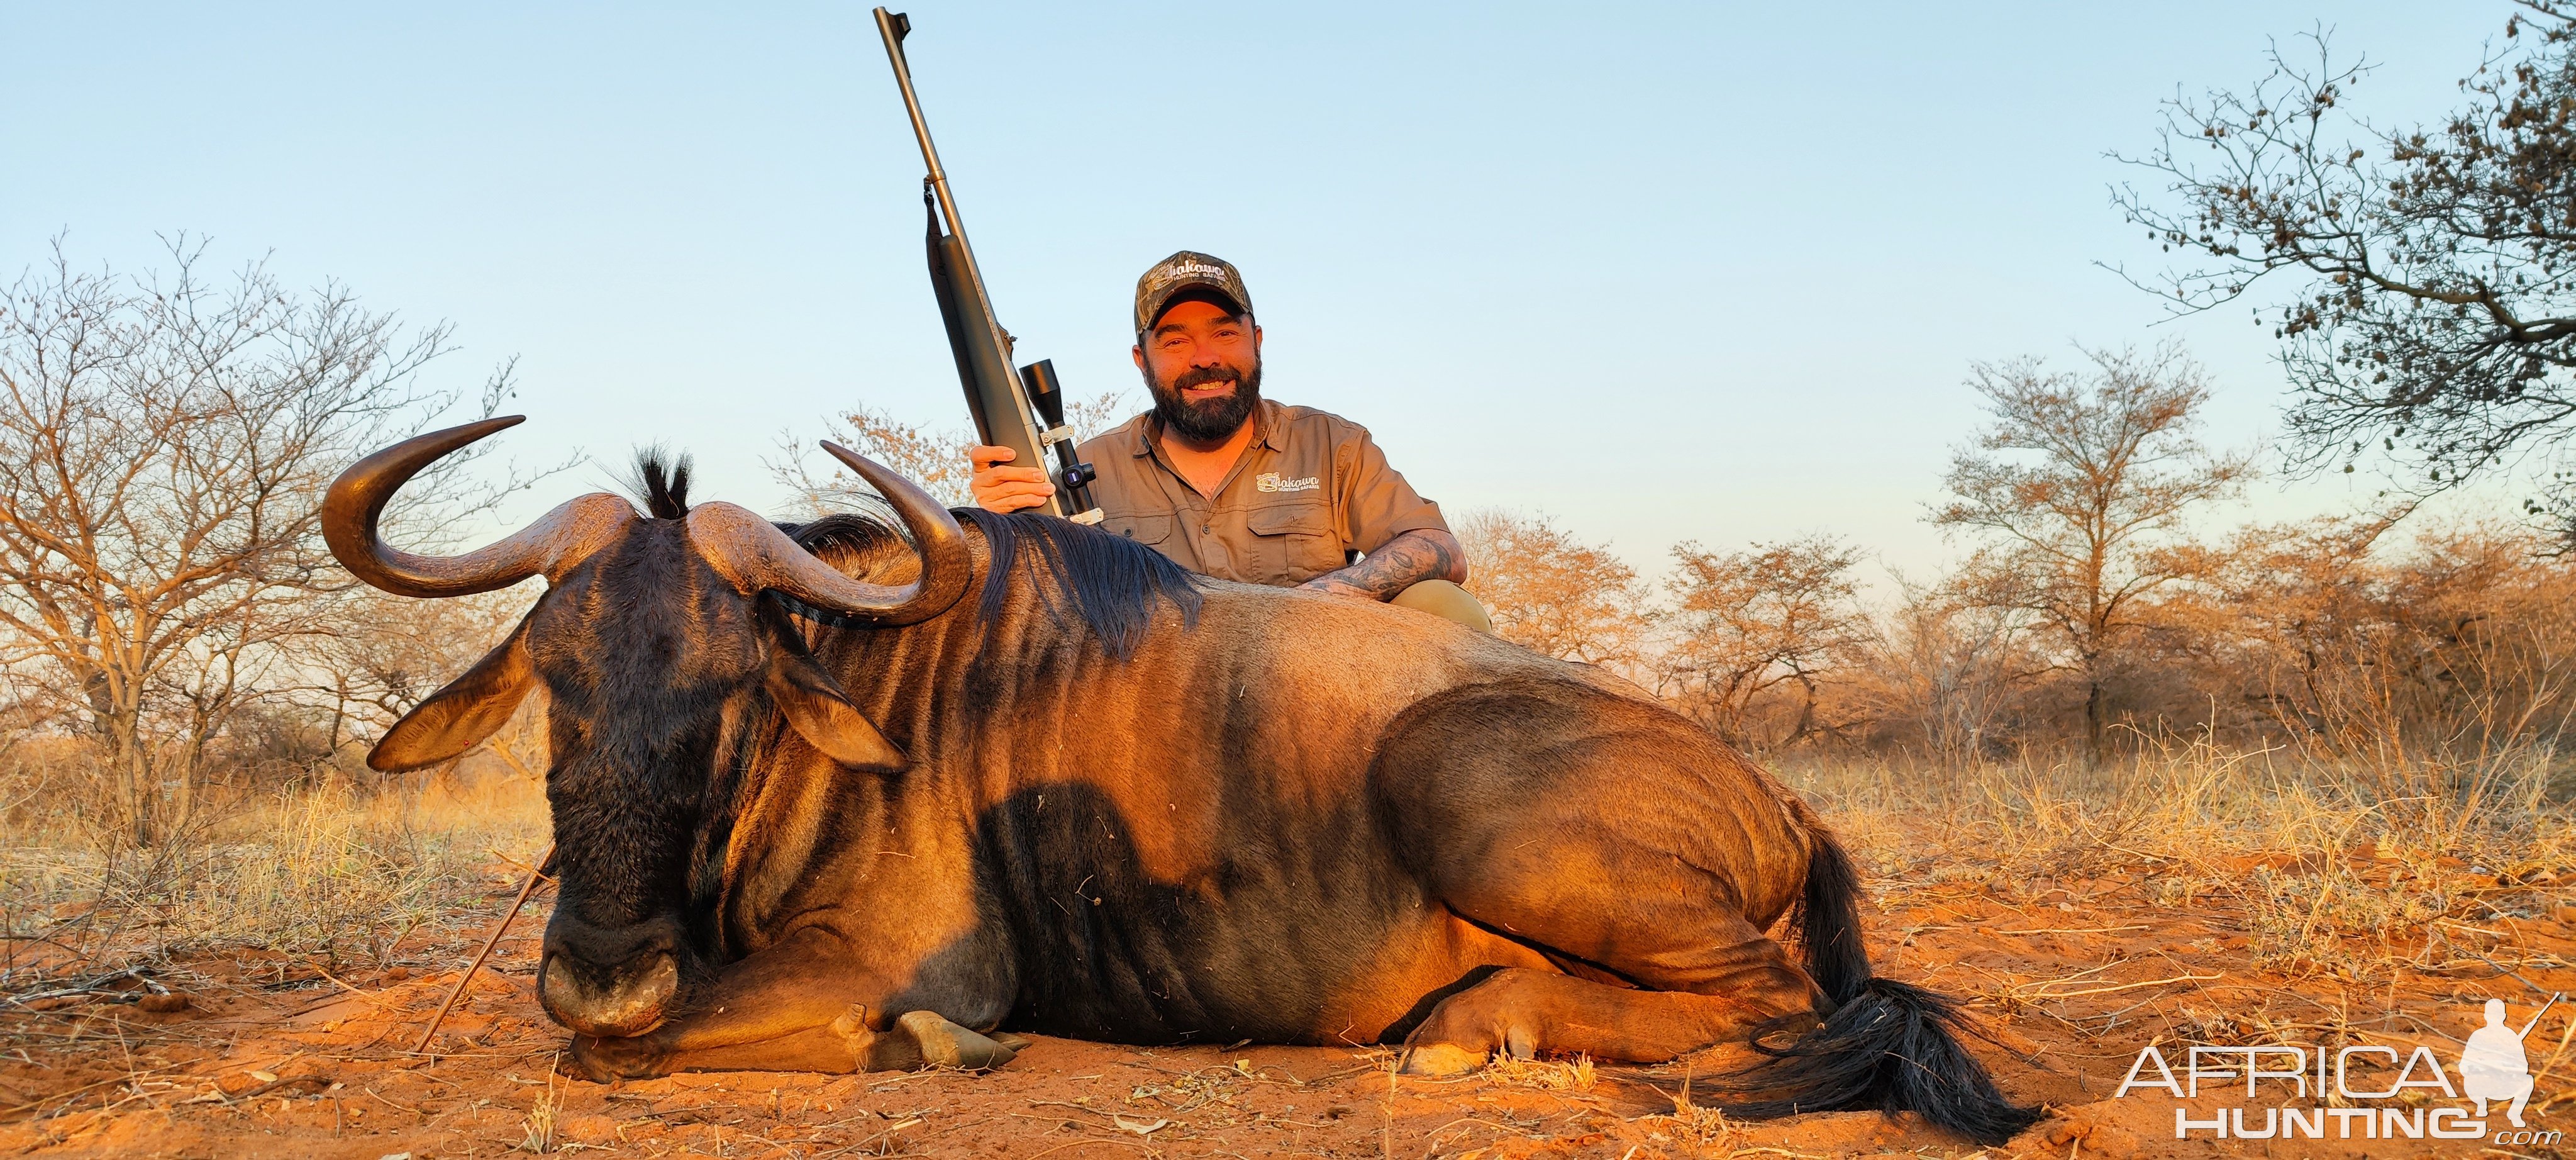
538, 910, 687, 1039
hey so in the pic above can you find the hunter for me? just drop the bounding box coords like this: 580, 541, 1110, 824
967, 250, 1489, 629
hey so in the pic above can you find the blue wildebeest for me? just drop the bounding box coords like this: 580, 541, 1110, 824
323, 419, 2036, 1144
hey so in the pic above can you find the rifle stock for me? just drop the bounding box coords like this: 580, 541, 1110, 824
874, 8, 1101, 523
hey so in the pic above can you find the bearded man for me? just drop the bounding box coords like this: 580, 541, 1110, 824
967, 251, 1489, 628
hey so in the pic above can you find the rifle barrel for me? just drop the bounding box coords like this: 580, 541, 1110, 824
871, 7, 1077, 520
874, 9, 970, 259
2520, 991, 2562, 1037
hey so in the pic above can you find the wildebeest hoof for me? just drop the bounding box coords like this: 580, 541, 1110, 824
565, 1032, 667, 1081
832, 1006, 1019, 1071
1397, 1043, 1484, 1076
897, 1009, 1018, 1071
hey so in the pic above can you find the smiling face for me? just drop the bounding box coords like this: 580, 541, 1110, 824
1135, 297, 1263, 445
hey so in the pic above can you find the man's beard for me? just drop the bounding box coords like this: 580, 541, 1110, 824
1146, 359, 1263, 444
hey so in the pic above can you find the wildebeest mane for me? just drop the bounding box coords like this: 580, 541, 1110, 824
625, 449, 694, 519
784, 504, 1201, 660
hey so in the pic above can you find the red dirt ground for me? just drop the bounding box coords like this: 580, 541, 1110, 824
3, 852, 2567, 1159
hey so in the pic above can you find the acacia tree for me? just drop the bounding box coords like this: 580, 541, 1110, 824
2115, 3, 2576, 521
1455, 508, 1654, 671
1658, 536, 1865, 750
1931, 344, 2249, 763
0, 238, 518, 843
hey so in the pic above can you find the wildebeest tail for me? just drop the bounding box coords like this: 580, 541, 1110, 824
1715, 805, 2041, 1146
1789, 814, 1870, 1006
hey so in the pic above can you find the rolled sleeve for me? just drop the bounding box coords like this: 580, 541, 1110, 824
1334, 427, 1448, 554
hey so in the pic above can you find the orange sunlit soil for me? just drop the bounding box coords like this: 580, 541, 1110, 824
2, 847, 2566, 1159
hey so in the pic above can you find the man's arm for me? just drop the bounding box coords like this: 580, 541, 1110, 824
1299, 528, 1468, 601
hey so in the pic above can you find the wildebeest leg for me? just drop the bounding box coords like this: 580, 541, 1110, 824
1389, 791, 1823, 1071
1397, 911, 1816, 1075
1399, 966, 1799, 1074
566, 926, 1018, 1080
1372, 681, 1827, 1073
578, 1008, 1021, 1079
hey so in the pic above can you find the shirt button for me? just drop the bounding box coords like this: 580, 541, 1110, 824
1201, 523, 1211, 533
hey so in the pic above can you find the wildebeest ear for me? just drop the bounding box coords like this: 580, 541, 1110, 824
766, 647, 907, 772
370, 613, 538, 773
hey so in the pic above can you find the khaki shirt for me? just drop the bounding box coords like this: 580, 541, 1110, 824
1079, 399, 1449, 586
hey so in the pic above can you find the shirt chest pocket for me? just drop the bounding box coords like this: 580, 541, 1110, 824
1103, 513, 1174, 546
1246, 501, 1345, 583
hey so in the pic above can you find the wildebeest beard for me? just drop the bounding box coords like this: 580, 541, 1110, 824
1146, 359, 1263, 443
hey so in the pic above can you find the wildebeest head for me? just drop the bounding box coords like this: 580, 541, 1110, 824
321, 418, 969, 1039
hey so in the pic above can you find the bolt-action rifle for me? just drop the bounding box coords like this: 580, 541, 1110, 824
872, 8, 1102, 524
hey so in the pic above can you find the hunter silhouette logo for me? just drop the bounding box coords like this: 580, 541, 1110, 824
2463, 996, 2549, 1128
2112, 993, 2561, 1144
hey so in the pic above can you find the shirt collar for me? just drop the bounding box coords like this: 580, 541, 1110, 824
1252, 398, 1284, 451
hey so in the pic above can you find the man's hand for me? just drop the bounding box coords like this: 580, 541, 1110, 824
968, 445, 1055, 513
1297, 528, 1467, 601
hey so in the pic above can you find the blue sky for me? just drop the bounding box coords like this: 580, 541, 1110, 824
1, 2, 2531, 581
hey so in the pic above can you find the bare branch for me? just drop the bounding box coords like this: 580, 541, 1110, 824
0, 236, 533, 842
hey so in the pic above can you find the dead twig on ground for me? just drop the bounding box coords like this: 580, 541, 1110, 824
413, 844, 552, 1056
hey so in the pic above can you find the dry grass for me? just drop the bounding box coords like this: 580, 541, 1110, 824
0, 759, 547, 986
1481, 1051, 1596, 1091
1777, 735, 2574, 988
1658, 1071, 1748, 1149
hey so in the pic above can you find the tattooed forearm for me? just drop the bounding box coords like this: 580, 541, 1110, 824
1300, 529, 1467, 601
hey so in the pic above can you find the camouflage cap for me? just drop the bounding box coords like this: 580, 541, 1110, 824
1133, 250, 1253, 335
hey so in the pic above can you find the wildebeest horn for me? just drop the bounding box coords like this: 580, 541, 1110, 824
682, 442, 970, 625
323, 416, 639, 598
